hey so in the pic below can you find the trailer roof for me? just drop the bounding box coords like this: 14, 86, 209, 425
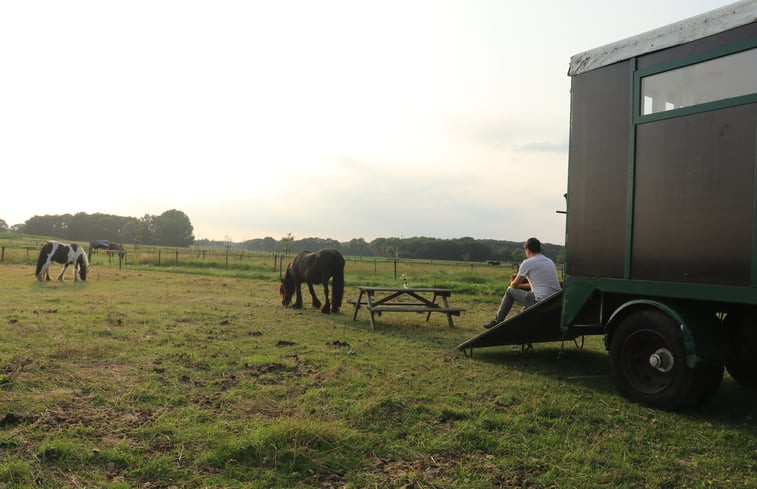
568, 0, 757, 76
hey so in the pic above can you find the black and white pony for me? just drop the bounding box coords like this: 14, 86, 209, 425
35, 241, 89, 282
279, 249, 345, 313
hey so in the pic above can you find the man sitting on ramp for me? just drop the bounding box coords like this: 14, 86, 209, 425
483, 237, 561, 329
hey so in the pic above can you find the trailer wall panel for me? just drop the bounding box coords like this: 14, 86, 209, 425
566, 61, 631, 278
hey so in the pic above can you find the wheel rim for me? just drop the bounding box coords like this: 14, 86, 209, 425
619, 328, 677, 394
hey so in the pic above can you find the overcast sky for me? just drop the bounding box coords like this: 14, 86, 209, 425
0, 0, 734, 244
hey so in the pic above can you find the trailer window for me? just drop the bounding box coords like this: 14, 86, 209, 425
641, 47, 757, 115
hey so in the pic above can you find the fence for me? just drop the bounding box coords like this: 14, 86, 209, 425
1, 241, 518, 283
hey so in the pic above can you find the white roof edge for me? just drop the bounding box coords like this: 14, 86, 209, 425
568, 0, 757, 76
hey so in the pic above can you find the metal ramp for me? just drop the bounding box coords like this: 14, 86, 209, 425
458, 290, 571, 354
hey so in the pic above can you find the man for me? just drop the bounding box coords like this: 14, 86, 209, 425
483, 237, 561, 329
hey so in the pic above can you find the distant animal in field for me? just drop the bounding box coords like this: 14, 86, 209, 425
279, 249, 345, 313
88, 240, 124, 259
35, 241, 89, 282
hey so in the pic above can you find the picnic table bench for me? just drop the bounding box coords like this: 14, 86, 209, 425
350, 286, 464, 329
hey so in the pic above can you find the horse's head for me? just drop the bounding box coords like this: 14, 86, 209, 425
279, 271, 295, 306
77, 248, 89, 281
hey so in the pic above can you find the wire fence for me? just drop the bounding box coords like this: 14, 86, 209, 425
1, 241, 519, 282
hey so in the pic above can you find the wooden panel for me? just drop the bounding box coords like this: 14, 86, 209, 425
566, 61, 631, 278
632, 104, 757, 285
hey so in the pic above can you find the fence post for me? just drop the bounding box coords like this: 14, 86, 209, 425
175, 250, 179, 265
393, 259, 397, 279
273, 253, 277, 272
158, 249, 161, 266
1, 246, 4, 262
225, 247, 230, 267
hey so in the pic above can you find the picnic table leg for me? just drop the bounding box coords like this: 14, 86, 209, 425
352, 289, 364, 321
367, 291, 377, 330
442, 295, 455, 327
426, 292, 438, 322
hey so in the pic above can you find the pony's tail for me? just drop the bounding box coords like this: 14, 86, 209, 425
332, 263, 345, 310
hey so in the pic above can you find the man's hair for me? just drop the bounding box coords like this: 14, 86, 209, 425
525, 237, 541, 254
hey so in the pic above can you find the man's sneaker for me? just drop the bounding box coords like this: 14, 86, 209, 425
482, 320, 498, 329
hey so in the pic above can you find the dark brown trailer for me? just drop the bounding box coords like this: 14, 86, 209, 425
460, 1, 757, 409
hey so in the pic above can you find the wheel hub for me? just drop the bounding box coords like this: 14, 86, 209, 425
649, 348, 674, 372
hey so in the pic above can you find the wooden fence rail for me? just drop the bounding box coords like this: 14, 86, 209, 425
0, 242, 519, 282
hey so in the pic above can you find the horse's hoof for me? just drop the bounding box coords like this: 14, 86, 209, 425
320, 307, 330, 314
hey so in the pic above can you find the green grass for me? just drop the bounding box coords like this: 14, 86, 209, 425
1, 261, 756, 488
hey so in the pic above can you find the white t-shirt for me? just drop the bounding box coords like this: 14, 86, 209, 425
517, 253, 561, 301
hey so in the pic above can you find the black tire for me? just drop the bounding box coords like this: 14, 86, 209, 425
609, 309, 723, 410
724, 312, 757, 390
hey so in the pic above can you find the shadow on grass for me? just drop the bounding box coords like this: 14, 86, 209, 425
469, 341, 757, 428
470, 341, 616, 391
332, 310, 757, 427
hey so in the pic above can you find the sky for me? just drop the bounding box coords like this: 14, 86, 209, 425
0, 0, 735, 244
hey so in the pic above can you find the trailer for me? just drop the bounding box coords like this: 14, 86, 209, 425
459, 1, 757, 410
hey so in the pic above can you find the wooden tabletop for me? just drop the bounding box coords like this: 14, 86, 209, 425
354, 286, 454, 293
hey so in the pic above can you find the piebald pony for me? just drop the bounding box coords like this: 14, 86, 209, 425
35, 241, 89, 282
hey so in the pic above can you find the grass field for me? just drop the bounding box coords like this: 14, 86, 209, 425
1, 260, 756, 488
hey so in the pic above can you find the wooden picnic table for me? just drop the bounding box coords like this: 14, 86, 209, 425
351, 286, 464, 330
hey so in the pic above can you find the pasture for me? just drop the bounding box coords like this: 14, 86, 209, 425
1, 259, 756, 488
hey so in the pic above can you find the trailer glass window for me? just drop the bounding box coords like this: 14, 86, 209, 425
641, 48, 757, 115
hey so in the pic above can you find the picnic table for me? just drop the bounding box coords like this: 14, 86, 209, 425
350, 286, 464, 330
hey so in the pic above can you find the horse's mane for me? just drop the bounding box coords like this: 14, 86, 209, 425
77, 245, 90, 267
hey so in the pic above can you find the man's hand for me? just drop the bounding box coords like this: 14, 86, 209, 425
509, 274, 531, 291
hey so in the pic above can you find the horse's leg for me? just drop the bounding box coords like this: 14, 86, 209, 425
321, 281, 331, 314
57, 264, 68, 282
293, 282, 303, 308
307, 282, 321, 309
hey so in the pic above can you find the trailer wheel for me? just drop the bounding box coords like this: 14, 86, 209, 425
725, 312, 757, 390
609, 309, 723, 410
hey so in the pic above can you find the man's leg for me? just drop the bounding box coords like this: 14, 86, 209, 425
496, 288, 535, 321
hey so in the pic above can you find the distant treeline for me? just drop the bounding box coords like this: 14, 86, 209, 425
196, 236, 564, 264
2, 212, 562, 263
4, 210, 195, 248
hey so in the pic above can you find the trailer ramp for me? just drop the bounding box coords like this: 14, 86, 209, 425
458, 290, 568, 354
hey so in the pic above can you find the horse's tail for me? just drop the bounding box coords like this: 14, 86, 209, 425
331, 255, 345, 309
35, 242, 51, 279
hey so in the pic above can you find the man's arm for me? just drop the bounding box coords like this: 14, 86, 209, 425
509, 274, 531, 290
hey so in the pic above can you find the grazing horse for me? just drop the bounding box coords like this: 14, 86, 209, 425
35, 241, 89, 282
279, 249, 345, 313
89, 240, 124, 259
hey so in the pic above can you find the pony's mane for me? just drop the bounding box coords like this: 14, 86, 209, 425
77, 245, 90, 267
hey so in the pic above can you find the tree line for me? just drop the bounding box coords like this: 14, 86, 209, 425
2, 210, 195, 248
197, 235, 564, 264
2, 213, 563, 263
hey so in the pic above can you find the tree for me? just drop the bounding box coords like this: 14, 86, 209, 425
280, 233, 295, 253
0, 219, 8, 232
155, 209, 194, 247
22, 214, 72, 238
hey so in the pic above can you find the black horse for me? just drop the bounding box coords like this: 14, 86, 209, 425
279, 249, 345, 313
